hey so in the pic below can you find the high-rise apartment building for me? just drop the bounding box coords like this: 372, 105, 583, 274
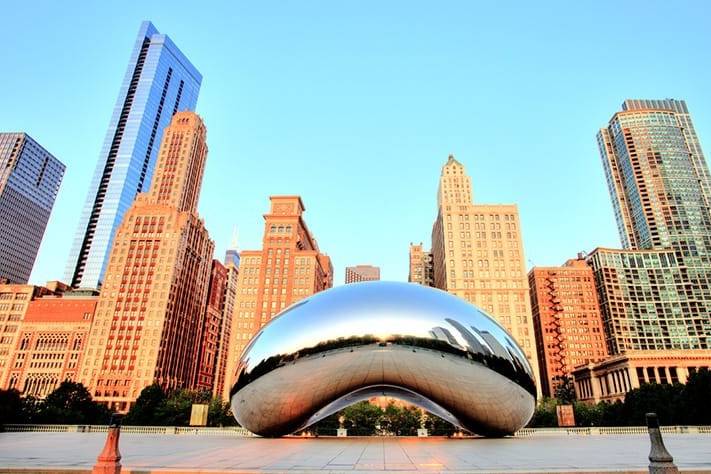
218, 239, 240, 401
232, 196, 333, 361
0, 133, 65, 283
572, 99, 711, 401
528, 256, 608, 397
408, 243, 434, 286
592, 99, 711, 353
345, 265, 380, 283
2, 293, 97, 397
66, 21, 201, 289
195, 260, 227, 392
430, 155, 539, 381
81, 112, 214, 411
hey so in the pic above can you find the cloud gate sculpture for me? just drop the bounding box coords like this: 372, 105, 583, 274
230, 281, 536, 437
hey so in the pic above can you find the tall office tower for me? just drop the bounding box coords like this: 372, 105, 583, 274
82, 112, 214, 411
593, 99, 711, 353
430, 155, 539, 381
0, 133, 65, 283
528, 256, 608, 397
2, 293, 97, 397
0, 284, 55, 386
345, 265, 380, 283
195, 260, 227, 392
66, 21, 202, 290
232, 196, 333, 361
217, 239, 240, 400
408, 243, 434, 286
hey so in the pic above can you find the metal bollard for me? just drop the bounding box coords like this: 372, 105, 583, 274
646, 413, 678, 474
92, 415, 122, 474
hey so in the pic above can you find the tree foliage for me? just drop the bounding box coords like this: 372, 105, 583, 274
529, 369, 711, 427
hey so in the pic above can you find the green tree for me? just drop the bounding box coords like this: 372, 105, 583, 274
310, 413, 341, 436
0, 389, 23, 427
39, 381, 111, 424
681, 368, 711, 425
208, 398, 237, 427
423, 413, 457, 436
342, 401, 383, 435
572, 401, 603, 427
380, 403, 421, 436
527, 397, 558, 427
554, 376, 576, 404
621, 383, 683, 426
123, 384, 167, 426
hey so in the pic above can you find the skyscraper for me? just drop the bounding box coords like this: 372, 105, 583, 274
592, 99, 711, 353
232, 196, 333, 361
430, 155, 539, 383
195, 260, 227, 392
572, 99, 711, 402
81, 112, 214, 411
66, 21, 201, 289
0, 133, 65, 283
345, 265, 380, 283
408, 243, 434, 286
217, 236, 240, 401
528, 256, 608, 397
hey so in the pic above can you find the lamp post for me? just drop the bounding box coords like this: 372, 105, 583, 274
646, 413, 678, 474
92, 414, 122, 474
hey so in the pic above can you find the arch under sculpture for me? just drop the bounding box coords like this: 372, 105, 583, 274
230, 281, 536, 437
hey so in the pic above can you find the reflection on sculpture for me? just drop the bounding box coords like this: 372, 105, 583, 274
230, 281, 536, 437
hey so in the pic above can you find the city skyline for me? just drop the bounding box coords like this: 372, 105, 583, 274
2, 3, 711, 287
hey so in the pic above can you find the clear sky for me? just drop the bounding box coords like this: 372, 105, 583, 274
2, 1, 710, 286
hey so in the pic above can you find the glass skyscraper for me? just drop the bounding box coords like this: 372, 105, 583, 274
590, 99, 711, 353
0, 133, 65, 283
65, 21, 201, 289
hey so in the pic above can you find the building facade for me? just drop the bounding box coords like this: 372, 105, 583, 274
66, 21, 202, 290
430, 156, 539, 382
81, 112, 214, 411
3, 294, 97, 397
0, 133, 65, 283
194, 260, 227, 392
408, 243, 434, 286
573, 350, 711, 403
232, 196, 333, 362
528, 257, 608, 397
0, 284, 54, 386
345, 265, 380, 283
218, 243, 240, 400
593, 99, 711, 352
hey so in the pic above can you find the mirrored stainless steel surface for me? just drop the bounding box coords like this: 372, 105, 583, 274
230, 281, 536, 437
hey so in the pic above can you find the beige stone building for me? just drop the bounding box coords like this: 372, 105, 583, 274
572, 350, 711, 403
80, 112, 214, 411
430, 155, 539, 385
345, 265, 380, 283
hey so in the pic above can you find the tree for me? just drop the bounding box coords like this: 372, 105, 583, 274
39, 381, 111, 424
342, 401, 383, 435
123, 384, 167, 426
554, 376, 576, 404
572, 401, 603, 427
380, 403, 421, 436
310, 413, 340, 436
681, 368, 711, 425
208, 398, 237, 427
527, 397, 558, 427
621, 383, 683, 426
424, 413, 457, 436
0, 389, 23, 427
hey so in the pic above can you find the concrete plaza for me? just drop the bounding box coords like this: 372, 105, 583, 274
0, 432, 710, 473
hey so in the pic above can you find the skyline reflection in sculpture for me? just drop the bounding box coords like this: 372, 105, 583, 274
230, 281, 536, 437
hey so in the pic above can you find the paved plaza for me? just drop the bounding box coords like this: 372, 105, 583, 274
0, 432, 710, 473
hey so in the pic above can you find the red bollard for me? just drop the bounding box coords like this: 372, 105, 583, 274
92, 424, 122, 474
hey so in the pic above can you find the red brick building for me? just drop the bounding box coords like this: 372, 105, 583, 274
195, 259, 227, 392
528, 256, 609, 397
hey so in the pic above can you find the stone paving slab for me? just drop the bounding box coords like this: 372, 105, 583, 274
0, 432, 710, 473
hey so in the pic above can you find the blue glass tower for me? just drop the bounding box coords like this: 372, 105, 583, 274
66, 21, 201, 289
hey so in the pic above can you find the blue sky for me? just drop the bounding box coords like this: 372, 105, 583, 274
3, 1, 710, 285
